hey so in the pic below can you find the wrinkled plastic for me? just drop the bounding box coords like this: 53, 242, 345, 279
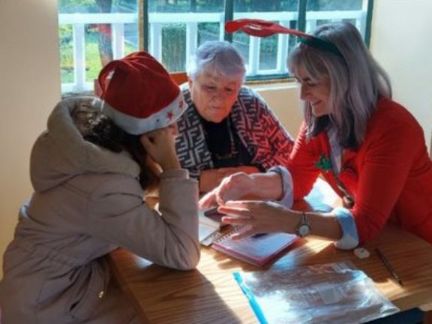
234, 262, 399, 324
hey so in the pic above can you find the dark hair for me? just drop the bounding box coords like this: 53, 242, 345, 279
83, 114, 160, 191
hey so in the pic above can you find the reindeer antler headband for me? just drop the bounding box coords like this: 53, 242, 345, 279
225, 19, 342, 57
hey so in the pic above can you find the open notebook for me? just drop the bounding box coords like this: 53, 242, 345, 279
212, 229, 298, 267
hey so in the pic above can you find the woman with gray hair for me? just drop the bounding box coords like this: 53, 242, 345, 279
175, 40, 294, 193
201, 21, 432, 249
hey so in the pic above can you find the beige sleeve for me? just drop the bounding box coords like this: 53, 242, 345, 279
86, 170, 200, 270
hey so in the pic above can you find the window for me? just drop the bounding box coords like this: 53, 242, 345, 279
58, 0, 373, 94
58, 0, 139, 94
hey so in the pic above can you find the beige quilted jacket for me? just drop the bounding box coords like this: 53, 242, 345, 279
0, 97, 200, 323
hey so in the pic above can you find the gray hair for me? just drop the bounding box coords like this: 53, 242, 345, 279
288, 22, 392, 148
187, 41, 246, 82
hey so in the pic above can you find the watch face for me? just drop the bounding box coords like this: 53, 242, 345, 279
298, 224, 310, 237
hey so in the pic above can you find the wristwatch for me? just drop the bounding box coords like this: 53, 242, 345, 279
296, 212, 311, 237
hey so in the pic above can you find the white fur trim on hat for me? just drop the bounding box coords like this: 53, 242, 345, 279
102, 92, 185, 135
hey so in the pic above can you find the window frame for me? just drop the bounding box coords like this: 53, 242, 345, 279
142, 0, 374, 82
58, 0, 374, 94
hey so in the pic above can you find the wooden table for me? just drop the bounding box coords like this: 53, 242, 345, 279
108, 182, 432, 323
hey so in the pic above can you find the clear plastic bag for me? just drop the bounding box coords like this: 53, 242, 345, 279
234, 262, 399, 324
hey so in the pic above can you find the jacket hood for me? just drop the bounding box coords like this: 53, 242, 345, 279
30, 97, 140, 192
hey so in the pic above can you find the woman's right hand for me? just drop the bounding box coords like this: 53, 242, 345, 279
199, 172, 256, 208
199, 171, 284, 209
199, 166, 260, 193
140, 125, 180, 171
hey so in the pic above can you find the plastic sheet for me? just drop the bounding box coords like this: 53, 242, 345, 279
234, 262, 399, 324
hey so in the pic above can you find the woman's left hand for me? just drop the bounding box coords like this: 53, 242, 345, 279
218, 201, 298, 240
140, 126, 180, 171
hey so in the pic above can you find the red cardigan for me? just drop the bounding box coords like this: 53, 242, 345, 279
288, 97, 432, 244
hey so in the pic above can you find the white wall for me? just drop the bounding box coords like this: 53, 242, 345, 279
0, 0, 61, 278
370, 0, 432, 149
254, 83, 303, 137
0, 0, 431, 279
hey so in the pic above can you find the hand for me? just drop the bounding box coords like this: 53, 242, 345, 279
140, 126, 180, 171
199, 166, 260, 193
217, 200, 297, 240
199, 172, 256, 209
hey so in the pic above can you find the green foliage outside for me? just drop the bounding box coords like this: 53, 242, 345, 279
60, 27, 136, 84
161, 24, 186, 72
59, 25, 74, 83
147, 0, 362, 13
59, 0, 138, 87
59, 0, 365, 87
59, 0, 136, 13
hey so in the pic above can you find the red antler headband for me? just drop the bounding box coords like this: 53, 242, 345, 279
225, 18, 342, 57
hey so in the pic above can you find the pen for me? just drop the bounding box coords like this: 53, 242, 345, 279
375, 248, 404, 286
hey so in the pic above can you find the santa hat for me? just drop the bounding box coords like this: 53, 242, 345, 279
98, 51, 185, 135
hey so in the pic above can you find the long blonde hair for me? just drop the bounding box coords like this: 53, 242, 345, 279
288, 22, 392, 148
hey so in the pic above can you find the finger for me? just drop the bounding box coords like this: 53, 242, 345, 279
226, 200, 266, 212
156, 127, 172, 139
167, 123, 178, 136
223, 200, 247, 207
145, 127, 168, 141
140, 135, 153, 149
199, 191, 217, 209
215, 174, 248, 203
230, 225, 256, 240
216, 192, 227, 206
218, 205, 252, 219
222, 200, 258, 209
215, 182, 236, 204
221, 215, 251, 226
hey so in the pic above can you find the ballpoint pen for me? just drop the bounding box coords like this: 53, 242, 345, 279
375, 248, 404, 286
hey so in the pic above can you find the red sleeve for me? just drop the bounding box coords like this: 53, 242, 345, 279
288, 122, 322, 200
352, 107, 422, 243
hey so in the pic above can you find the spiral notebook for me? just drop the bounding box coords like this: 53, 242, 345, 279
212, 229, 298, 267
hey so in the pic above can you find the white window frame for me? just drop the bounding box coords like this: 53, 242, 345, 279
58, 1, 371, 94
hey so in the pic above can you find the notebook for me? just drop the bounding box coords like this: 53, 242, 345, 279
211, 229, 298, 267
